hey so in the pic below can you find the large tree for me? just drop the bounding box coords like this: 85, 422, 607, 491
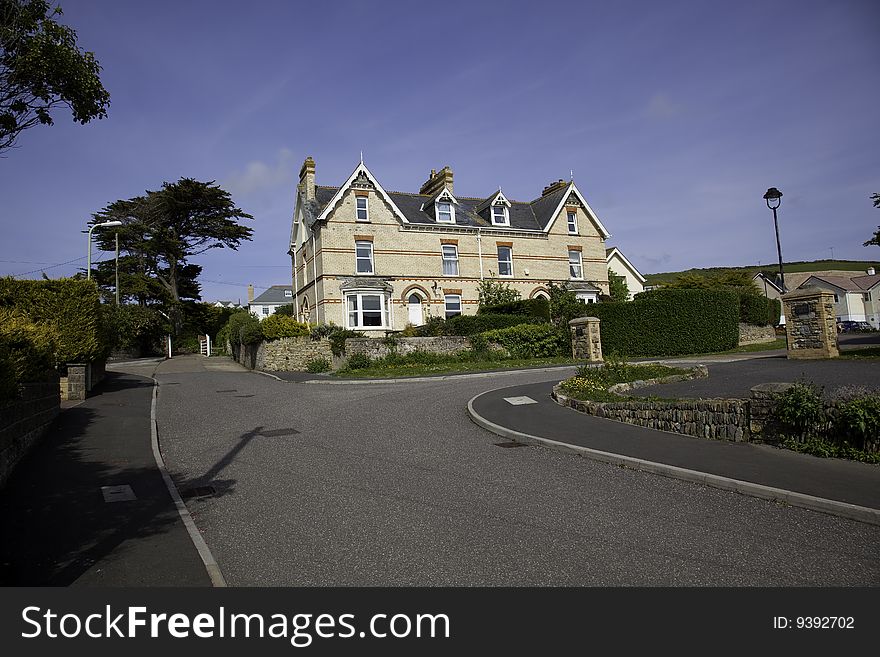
0, 0, 109, 152
90, 178, 253, 330
865, 193, 880, 248
608, 268, 629, 301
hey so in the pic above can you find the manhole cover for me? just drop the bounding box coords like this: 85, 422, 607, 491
179, 486, 216, 499
494, 441, 529, 448
258, 428, 300, 437
101, 484, 136, 502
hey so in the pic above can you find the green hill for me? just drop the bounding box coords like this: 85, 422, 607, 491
644, 259, 880, 286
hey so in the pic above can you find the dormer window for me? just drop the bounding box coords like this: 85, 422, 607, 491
436, 201, 453, 223
491, 204, 509, 226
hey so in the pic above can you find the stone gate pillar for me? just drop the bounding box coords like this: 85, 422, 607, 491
569, 317, 603, 362
781, 287, 839, 359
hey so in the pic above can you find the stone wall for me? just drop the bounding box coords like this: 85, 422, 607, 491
344, 336, 472, 360
0, 380, 60, 488
59, 361, 107, 401
737, 323, 777, 346
235, 337, 333, 372
569, 317, 602, 362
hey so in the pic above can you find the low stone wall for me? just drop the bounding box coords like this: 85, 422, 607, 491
344, 336, 472, 360
738, 323, 777, 346
59, 360, 107, 401
236, 337, 333, 372
0, 380, 60, 488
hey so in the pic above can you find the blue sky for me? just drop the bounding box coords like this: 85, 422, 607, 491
2, 0, 879, 302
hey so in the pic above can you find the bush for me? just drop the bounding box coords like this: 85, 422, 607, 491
478, 298, 550, 320
239, 321, 264, 345
740, 294, 774, 326
0, 277, 107, 365
306, 357, 331, 373
0, 310, 57, 400
411, 316, 448, 337
274, 303, 296, 317
775, 381, 826, 441
445, 313, 534, 336
102, 305, 166, 355
593, 289, 739, 356
308, 324, 365, 356
477, 279, 521, 306
346, 353, 372, 369
768, 298, 782, 326
221, 311, 262, 346
834, 395, 880, 451
481, 323, 568, 358
261, 314, 310, 341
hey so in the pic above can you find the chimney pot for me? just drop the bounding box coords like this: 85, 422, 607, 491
869, 267, 876, 276
541, 179, 569, 197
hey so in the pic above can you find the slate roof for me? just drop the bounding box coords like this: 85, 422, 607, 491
250, 285, 294, 305
311, 184, 571, 232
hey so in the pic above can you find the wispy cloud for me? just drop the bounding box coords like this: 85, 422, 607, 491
645, 92, 682, 119
224, 148, 296, 197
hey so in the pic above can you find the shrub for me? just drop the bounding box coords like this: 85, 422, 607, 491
478, 298, 550, 320
274, 303, 296, 317
0, 277, 107, 365
239, 321, 264, 345
547, 281, 587, 326
308, 324, 365, 356
306, 357, 331, 373
481, 323, 568, 358
768, 298, 782, 326
222, 311, 262, 346
102, 304, 166, 355
561, 358, 689, 402
346, 353, 372, 369
774, 381, 826, 441
592, 289, 739, 356
834, 394, 880, 451
445, 313, 534, 335
477, 279, 521, 307
261, 314, 310, 341
740, 294, 773, 326
0, 310, 57, 400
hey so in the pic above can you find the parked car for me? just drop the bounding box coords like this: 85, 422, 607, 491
837, 320, 875, 333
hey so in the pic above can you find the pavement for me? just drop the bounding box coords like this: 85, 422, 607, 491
0, 344, 880, 587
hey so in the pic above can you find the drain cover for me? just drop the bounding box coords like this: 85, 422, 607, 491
258, 428, 300, 437
494, 441, 528, 448
179, 486, 216, 499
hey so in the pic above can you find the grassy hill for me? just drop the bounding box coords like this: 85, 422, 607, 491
644, 259, 880, 286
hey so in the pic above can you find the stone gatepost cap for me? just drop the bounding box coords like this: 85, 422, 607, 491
568, 317, 600, 325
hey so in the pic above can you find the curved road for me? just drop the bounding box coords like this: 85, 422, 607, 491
132, 355, 878, 586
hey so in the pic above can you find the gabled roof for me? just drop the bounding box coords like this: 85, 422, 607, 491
316, 163, 410, 226
801, 275, 872, 293
250, 285, 294, 305
851, 274, 880, 290
605, 246, 646, 284
752, 272, 783, 294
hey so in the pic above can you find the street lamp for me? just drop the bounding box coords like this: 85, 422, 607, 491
86, 220, 123, 282
763, 187, 785, 293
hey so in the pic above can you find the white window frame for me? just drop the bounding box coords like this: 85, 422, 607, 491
497, 246, 513, 277
576, 292, 597, 304
567, 210, 578, 234
442, 244, 459, 276
284, 290, 293, 298
262, 306, 270, 316
569, 250, 583, 280
491, 204, 509, 226
345, 292, 390, 329
355, 240, 374, 275
356, 195, 369, 222
436, 200, 454, 223
444, 294, 462, 318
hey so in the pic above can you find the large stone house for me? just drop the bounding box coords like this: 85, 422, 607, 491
288, 157, 612, 335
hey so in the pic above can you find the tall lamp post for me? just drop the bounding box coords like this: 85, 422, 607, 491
763, 187, 785, 293
86, 221, 123, 291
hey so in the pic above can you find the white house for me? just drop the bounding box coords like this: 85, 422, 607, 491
797, 269, 880, 328
248, 285, 294, 320
605, 247, 646, 299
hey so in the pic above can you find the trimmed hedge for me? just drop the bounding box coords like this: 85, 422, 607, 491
0, 310, 58, 400
481, 323, 568, 358
260, 314, 310, 341
445, 313, 535, 335
740, 294, 780, 326
592, 289, 739, 356
0, 278, 107, 365
478, 298, 550, 320
102, 304, 166, 355
768, 298, 782, 326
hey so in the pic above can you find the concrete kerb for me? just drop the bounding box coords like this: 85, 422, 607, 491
466, 389, 880, 527
150, 378, 227, 587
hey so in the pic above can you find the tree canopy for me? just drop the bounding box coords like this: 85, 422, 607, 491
608, 268, 629, 301
89, 178, 253, 329
0, 0, 110, 152
865, 193, 880, 248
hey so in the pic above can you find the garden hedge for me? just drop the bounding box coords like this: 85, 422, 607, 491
478, 298, 551, 320
592, 289, 739, 356
481, 323, 568, 358
260, 314, 310, 341
0, 278, 108, 365
0, 310, 58, 400
445, 313, 535, 335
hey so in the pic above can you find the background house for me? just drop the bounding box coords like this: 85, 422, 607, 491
248, 285, 294, 320
606, 247, 645, 299
289, 157, 614, 334
797, 268, 879, 328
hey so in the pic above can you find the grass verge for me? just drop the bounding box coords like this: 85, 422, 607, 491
334, 356, 577, 378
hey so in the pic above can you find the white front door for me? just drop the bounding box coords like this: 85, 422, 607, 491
407, 294, 423, 325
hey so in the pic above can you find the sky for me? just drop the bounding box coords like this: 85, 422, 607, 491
2, 0, 879, 302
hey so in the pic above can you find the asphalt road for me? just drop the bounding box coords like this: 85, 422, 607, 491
151, 357, 879, 586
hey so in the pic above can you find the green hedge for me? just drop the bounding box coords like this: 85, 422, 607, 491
445, 313, 535, 335
0, 310, 57, 400
260, 314, 310, 340
768, 298, 782, 326
592, 289, 739, 356
478, 298, 550, 320
481, 323, 568, 358
0, 278, 107, 365
102, 304, 166, 355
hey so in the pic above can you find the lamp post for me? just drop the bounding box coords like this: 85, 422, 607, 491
86, 220, 123, 282
763, 187, 785, 293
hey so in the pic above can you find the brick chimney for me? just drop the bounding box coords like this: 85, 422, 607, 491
419, 166, 454, 197
298, 156, 315, 202
542, 179, 568, 197
247, 284, 255, 303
